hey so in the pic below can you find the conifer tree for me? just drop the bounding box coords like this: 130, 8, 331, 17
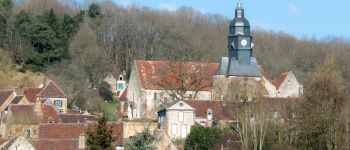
86, 115, 115, 150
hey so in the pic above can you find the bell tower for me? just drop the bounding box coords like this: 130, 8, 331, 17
228, 1, 252, 66
215, 0, 260, 77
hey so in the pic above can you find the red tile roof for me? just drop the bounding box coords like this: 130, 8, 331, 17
38, 123, 85, 139
258, 66, 271, 80
66, 109, 81, 114
119, 85, 128, 101
185, 100, 225, 119
0, 90, 14, 106
271, 73, 288, 89
41, 105, 60, 123
38, 81, 67, 98
8, 104, 39, 124
59, 114, 97, 123
135, 60, 218, 91
29, 139, 79, 150
24, 88, 42, 103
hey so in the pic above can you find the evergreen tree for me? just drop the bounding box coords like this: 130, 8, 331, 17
125, 128, 155, 150
86, 115, 115, 150
88, 3, 101, 18
184, 126, 221, 150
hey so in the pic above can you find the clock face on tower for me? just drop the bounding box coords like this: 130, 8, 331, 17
241, 39, 247, 47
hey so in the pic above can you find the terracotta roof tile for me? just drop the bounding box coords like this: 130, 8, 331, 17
38, 123, 85, 139
59, 114, 97, 123
119, 85, 128, 101
258, 66, 271, 80
185, 100, 225, 119
271, 73, 288, 89
29, 139, 79, 150
38, 81, 66, 98
135, 60, 218, 91
8, 104, 39, 124
41, 105, 60, 123
24, 88, 42, 103
66, 109, 81, 114
0, 90, 14, 106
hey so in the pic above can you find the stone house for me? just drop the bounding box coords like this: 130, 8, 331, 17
126, 61, 218, 119
157, 100, 225, 139
24, 80, 68, 114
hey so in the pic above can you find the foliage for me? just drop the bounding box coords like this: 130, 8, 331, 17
184, 125, 221, 150
86, 115, 115, 150
125, 128, 155, 150
0, 48, 12, 72
99, 81, 114, 102
295, 55, 346, 149
88, 3, 101, 18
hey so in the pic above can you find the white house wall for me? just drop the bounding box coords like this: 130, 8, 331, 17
277, 72, 303, 98
127, 64, 143, 118
166, 110, 194, 139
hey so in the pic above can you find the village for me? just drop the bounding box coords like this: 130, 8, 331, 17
0, 0, 349, 150
0, 1, 305, 149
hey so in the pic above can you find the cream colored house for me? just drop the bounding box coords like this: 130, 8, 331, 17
157, 100, 195, 139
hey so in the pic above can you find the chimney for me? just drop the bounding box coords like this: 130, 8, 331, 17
35, 100, 42, 113
79, 131, 86, 149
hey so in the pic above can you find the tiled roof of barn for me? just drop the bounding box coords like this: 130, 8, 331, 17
24, 87, 42, 103
8, 104, 39, 124
59, 114, 97, 123
185, 100, 225, 119
38, 123, 85, 139
0, 90, 14, 106
271, 72, 288, 89
29, 139, 79, 150
135, 60, 219, 91
41, 104, 60, 123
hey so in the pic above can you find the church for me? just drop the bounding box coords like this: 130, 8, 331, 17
122, 1, 303, 119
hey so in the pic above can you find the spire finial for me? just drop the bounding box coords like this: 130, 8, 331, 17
237, 0, 243, 9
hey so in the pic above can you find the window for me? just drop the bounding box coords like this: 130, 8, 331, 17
153, 92, 157, 101
54, 100, 62, 108
117, 83, 124, 91
48, 89, 52, 93
171, 124, 177, 135
179, 111, 184, 122
181, 125, 187, 138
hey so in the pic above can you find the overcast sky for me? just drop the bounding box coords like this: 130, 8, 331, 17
112, 0, 350, 39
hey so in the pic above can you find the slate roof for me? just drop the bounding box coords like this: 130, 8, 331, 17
29, 139, 79, 150
59, 114, 97, 123
185, 100, 225, 120
216, 57, 261, 77
0, 90, 14, 106
135, 60, 218, 91
24, 87, 42, 103
38, 123, 85, 139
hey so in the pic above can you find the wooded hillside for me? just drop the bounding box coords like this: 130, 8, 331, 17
0, 0, 349, 98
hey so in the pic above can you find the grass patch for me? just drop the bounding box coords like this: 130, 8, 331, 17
105, 100, 119, 121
